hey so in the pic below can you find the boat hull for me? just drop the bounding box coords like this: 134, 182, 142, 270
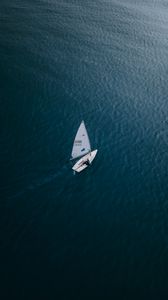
72, 150, 98, 173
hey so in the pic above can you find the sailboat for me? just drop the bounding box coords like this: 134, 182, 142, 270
71, 121, 98, 173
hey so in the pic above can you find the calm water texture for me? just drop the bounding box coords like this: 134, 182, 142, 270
1, 0, 168, 298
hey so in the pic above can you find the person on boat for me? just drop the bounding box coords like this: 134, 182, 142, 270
84, 159, 90, 166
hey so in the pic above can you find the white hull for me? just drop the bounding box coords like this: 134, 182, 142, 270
72, 150, 98, 173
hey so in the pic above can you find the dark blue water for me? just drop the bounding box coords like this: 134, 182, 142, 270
1, 0, 168, 298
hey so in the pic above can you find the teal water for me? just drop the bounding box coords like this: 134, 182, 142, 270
1, 0, 168, 298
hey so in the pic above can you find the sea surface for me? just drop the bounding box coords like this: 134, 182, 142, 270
1, 0, 168, 299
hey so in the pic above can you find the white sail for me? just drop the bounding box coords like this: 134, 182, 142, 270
71, 121, 91, 159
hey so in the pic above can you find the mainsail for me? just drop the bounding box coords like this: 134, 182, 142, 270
71, 121, 91, 159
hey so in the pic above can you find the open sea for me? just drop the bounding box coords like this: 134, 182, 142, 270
1, 0, 168, 298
